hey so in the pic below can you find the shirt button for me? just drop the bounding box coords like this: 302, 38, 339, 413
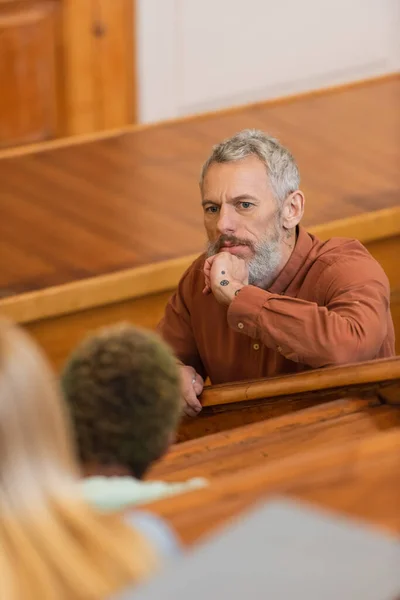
253, 343, 260, 350
238, 322, 244, 329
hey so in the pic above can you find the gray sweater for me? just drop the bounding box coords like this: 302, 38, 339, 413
113, 510, 181, 599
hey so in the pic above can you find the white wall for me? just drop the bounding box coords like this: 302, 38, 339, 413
136, 0, 400, 123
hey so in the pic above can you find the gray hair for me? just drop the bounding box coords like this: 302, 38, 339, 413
200, 129, 300, 203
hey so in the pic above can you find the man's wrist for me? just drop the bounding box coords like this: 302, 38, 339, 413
229, 283, 245, 303
234, 286, 244, 297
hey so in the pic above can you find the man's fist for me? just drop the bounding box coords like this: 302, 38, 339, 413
180, 365, 204, 417
203, 252, 248, 304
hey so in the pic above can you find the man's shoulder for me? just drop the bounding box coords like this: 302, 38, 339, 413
311, 235, 376, 267
308, 234, 387, 278
178, 253, 207, 290
185, 252, 207, 271
307, 234, 389, 292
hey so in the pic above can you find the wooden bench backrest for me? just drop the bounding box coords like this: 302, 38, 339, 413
179, 357, 400, 440
151, 397, 400, 481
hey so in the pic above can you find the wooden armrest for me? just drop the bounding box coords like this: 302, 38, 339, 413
200, 356, 400, 407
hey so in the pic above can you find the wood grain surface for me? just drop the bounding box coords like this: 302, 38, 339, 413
0, 0, 60, 148
146, 427, 400, 545
175, 357, 400, 441
0, 76, 399, 297
200, 356, 400, 407
151, 400, 400, 481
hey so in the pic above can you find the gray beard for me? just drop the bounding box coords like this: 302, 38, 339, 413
206, 236, 282, 288
247, 238, 281, 287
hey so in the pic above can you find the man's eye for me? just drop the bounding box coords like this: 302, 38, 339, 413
205, 205, 219, 213
240, 201, 253, 209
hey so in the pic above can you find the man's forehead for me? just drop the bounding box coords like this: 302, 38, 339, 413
202, 156, 270, 199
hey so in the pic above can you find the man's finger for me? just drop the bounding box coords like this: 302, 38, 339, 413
203, 275, 211, 292
203, 265, 211, 294
183, 403, 201, 418
182, 391, 202, 417
193, 375, 204, 396
183, 374, 203, 415
203, 255, 216, 277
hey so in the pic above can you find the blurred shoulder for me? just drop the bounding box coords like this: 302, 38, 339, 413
125, 510, 181, 559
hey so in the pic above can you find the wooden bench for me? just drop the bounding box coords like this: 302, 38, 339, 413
146, 427, 400, 545
150, 393, 400, 482
1, 78, 399, 369
178, 357, 400, 441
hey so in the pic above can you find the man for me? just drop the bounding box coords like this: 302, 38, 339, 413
158, 129, 395, 417
62, 323, 206, 509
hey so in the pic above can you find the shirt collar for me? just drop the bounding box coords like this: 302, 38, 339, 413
268, 225, 313, 295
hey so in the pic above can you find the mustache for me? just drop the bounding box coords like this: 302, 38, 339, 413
208, 234, 255, 254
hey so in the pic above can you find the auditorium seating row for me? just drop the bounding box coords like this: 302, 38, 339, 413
142, 357, 400, 545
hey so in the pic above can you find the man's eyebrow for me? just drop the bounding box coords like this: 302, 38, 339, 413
201, 199, 220, 206
230, 194, 258, 202
201, 194, 258, 206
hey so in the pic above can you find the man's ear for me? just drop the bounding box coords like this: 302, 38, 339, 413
281, 190, 305, 229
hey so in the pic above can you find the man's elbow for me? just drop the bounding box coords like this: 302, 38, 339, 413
319, 337, 381, 367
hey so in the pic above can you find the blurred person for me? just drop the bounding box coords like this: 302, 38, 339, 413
0, 319, 179, 600
158, 129, 395, 416
61, 323, 206, 511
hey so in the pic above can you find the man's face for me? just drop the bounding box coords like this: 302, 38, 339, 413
202, 155, 283, 285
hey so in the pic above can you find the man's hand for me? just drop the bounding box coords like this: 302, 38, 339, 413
203, 253, 248, 305
180, 365, 204, 417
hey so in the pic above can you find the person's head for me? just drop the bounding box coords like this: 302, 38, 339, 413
0, 319, 158, 599
61, 323, 181, 479
0, 319, 78, 514
200, 129, 305, 286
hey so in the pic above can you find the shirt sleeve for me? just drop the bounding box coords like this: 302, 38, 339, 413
227, 256, 392, 368
157, 264, 207, 379
125, 510, 181, 560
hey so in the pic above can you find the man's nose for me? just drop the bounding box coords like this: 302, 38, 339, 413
217, 206, 236, 235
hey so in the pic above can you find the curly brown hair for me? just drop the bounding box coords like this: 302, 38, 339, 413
61, 323, 181, 479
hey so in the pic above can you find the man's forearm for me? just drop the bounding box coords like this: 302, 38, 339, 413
227, 285, 387, 368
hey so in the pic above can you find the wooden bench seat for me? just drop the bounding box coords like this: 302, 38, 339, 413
146, 428, 400, 545
150, 395, 400, 482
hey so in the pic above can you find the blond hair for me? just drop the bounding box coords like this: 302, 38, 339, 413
200, 128, 300, 203
0, 320, 158, 600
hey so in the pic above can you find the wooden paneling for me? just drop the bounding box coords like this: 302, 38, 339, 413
61, 0, 134, 135
146, 427, 400, 545
0, 0, 59, 147
97, 0, 134, 128
391, 292, 400, 352
24, 289, 173, 371
366, 236, 400, 286
61, 0, 96, 133
0, 0, 135, 145
367, 235, 400, 353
